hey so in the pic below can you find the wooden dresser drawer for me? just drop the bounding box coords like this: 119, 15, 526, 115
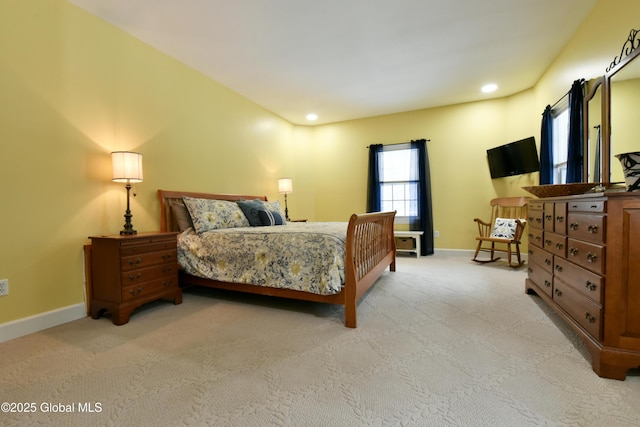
568, 213, 606, 245
553, 277, 602, 340
568, 200, 606, 213
544, 232, 567, 257
527, 228, 544, 248
529, 200, 544, 211
567, 238, 605, 275
121, 249, 177, 271
528, 260, 553, 298
528, 209, 544, 229
528, 244, 553, 273
553, 258, 603, 304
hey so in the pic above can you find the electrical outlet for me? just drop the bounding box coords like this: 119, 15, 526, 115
0, 279, 8, 296
434, 231, 440, 238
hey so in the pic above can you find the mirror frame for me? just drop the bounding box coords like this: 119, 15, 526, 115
602, 28, 640, 186
583, 76, 604, 183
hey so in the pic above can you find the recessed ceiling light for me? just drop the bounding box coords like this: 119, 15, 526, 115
306, 113, 318, 121
481, 83, 498, 93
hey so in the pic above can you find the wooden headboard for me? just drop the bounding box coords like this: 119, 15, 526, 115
158, 190, 268, 232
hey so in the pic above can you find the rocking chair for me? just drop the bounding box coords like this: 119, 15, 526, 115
472, 196, 529, 268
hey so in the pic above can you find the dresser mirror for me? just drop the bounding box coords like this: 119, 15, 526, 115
603, 28, 640, 185
583, 77, 604, 183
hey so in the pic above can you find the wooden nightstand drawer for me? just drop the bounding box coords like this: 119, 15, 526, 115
121, 263, 177, 286
122, 276, 178, 302
120, 239, 177, 256
121, 249, 176, 271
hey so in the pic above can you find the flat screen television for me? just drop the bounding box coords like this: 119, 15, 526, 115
486, 136, 540, 179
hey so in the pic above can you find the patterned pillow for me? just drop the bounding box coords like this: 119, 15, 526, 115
490, 218, 517, 239
236, 199, 267, 227
258, 209, 286, 226
182, 197, 250, 233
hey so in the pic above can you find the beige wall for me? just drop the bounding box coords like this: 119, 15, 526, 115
0, 0, 637, 325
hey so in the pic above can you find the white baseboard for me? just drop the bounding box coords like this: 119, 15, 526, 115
0, 303, 87, 343
434, 248, 475, 257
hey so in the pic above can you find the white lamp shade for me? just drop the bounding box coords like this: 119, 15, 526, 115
112, 151, 143, 183
278, 178, 293, 194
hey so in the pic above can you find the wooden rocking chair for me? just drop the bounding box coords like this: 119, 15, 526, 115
472, 196, 529, 268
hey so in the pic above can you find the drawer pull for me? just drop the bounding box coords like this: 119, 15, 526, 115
128, 258, 142, 266
555, 264, 563, 272
556, 215, 564, 223
545, 214, 553, 221
545, 239, 552, 246
570, 223, 579, 230
128, 273, 142, 281
544, 280, 551, 288
587, 225, 598, 233
536, 218, 542, 224
528, 267, 533, 273
536, 235, 541, 241
587, 253, 598, 263
585, 312, 596, 323
162, 266, 174, 274
554, 289, 562, 297
161, 253, 173, 261
162, 279, 174, 287
129, 287, 143, 296
569, 247, 579, 256
545, 258, 551, 266
555, 242, 563, 250
528, 249, 533, 255
585, 281, 597, 291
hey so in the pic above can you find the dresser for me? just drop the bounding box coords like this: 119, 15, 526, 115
89, 232, 182, 325
525, 192, 640, 380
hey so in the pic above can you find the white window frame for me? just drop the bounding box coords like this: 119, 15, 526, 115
551, 99, 570, 184
378, 145, 419, 225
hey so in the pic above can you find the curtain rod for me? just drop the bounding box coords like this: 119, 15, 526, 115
548, 78, 586, 111
366, 139, 430, 148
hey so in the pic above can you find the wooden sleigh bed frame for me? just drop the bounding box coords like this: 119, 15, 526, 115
158, 190, 397, 328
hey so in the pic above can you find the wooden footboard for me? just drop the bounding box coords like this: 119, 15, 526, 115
158, 190, 396, 327
344, 211, 396, 327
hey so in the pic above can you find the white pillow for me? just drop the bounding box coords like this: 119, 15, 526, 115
490, 218, 517, 239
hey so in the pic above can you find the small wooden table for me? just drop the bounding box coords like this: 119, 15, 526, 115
394, 230, 424, 258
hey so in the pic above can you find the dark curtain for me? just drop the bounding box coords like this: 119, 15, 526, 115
566, 79, 584, 183
410, 139, 434, 256
539, 105, 553, 185
366, 144, 383, 212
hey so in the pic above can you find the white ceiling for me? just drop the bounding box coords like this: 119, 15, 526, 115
69, 0, 598, 125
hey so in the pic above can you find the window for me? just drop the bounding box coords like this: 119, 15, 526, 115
378, 146, 418, 221
551, 101, 569, 184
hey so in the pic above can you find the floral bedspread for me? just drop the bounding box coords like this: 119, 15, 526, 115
177, 222, 348, 295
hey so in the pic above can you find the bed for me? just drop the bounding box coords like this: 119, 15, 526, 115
158, 190, 396, 327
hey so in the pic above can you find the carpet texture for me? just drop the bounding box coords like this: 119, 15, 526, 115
1, 255, 639, 426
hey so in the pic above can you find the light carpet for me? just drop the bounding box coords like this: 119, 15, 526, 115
1, 255, 639, 426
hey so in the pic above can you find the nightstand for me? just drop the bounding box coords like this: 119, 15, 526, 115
89, 232, 182, 325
